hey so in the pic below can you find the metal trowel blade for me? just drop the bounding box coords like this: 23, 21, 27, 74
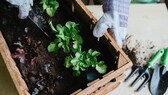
28, 9, 49, 37
150, 64, 160, 95
157, 67, 168, 95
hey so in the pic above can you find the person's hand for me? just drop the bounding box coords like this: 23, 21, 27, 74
6, 0, 33, 19
93, 11, 126, 48
93, 0, 130, 48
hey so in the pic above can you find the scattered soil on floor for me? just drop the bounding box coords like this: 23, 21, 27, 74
122, 35, 156, 66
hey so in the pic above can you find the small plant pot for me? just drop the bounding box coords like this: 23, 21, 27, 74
86, 69, 101, 83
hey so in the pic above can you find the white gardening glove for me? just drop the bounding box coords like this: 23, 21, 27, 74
93, 0, 131, 48
6, 0, 33, 19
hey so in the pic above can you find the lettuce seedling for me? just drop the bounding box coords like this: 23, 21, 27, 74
47, 21, 107, 77
47, 21, 83, 53
64, 49, 107, 77
40, 0, 59, 17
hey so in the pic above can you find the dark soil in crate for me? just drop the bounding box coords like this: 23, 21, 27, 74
0, 0, 117, 95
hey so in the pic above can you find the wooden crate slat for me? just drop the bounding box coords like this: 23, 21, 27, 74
92, 74, 125, 95
71, 89, 82, 95
76, 62, 132, 95
0, 32, 29, 95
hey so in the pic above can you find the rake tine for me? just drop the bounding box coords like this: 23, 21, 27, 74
125, 66, 141, 82
136, 74, 150, 92
131, 71, 146, 86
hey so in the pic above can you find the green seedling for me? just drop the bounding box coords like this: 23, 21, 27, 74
40, 0, 59, 17
64, 49, 107, 77
47, 21, 83, 53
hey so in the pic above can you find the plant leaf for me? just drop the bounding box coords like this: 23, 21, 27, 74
96, 61, 107, 74
40, 0, 46, 4
72, 64, 80, 71
73, 41, 79, 49
51, 0, 59, 10
62, 44, 70, 53
56, 24, 64, 33
40, 0, 59, 17
92, 51, 101, 57
42, 3, 48, 10
71, 58, 79, 65
58, 42, 63, 48
75, 52, 81, 59
56, 34, 67, 40
49, 20, 57, 33
71, 28, 78, 37
73, 35, 83, 44
88, 49, 93, 55
73, 70, 81, 77
46, 8, 55, 17
47, 42, 58, 52
65, 21, 77, 29
80, 65, 86, 71
64, 56, 72, 68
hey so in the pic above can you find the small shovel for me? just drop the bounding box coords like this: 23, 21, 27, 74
28, 9, 50, 37
150, 48, 168, 95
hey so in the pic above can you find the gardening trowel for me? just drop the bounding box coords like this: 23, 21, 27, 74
150, 48, 168, 95
28, 9, 49, 37
157, 48, 168, 95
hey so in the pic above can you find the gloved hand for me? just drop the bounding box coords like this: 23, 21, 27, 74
93, 0, 131, 48
6, 0, 33, 19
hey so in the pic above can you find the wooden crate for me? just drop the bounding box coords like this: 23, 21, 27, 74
0, 0, 133, 95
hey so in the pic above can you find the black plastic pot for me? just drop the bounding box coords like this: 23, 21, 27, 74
86, 69, 101, 83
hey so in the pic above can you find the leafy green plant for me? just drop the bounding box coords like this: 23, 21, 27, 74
64, 49, 107, 77
47, 21, 107, 77
47, 21, 83, 53
40, 0, 59, 17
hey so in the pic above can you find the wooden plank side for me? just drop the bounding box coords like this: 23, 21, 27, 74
92, 74, 125, 95
71, 89, 82, 95
106, 32, 130, 62
117, 53, 129, 68
76, 62, 132, 95
87, 79, 100, 87
74, 0, 97, 23
0, 32, 29, 95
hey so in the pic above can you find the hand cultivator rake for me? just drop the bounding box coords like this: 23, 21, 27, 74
125, 49, 164, 92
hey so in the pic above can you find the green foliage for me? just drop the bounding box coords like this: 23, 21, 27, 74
40, 0, 59, 17
47, 21, 107, 77
47, 38, 60, 53
64, 49, 107, 77
95, 61, 107, 74
47, 21, 83, 53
